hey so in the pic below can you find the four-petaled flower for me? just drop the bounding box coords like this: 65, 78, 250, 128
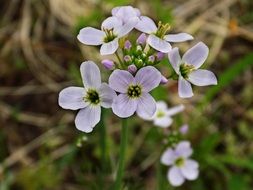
161, 141, 199, 186
135, 16, 193, 53
144, 101, 184, 128
77, 16, 138, 55
109, 66, 161, 118
168, 42, 218, 98
58, 61, 116, 133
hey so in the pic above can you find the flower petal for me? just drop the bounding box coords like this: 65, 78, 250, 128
136, 93, 156, 119
178, 77, 193, 98
168, 47, 181, 74
161, 148, 176, 165
168, 167, 185, 187
101, 16, 122, 30
166, 104, 184, 116
100, 38, 119, 55
164, 33, 193, 42
112, 6, 140, 24
75, 105, 101, 133
112, 94, 137, 118
147, 34, 172, 53
135, 16, 157, 34
181, 159, 199, 180
188, 69, 217, 86
156, 101, 168, 110
80, 61, 101, 89
135, 66, 161, 92
77, 27, 105, 45
99, 83, 117, 108
114, 17, 138, 37
154, 117, 173, 128
109, 69, 135, 93
175, 141, 193, 158
58, 87, 87, 110
182, 42, 209, 69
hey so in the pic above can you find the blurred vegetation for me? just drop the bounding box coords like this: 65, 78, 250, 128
0, 0, 253, 190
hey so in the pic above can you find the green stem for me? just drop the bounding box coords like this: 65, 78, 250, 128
115, 51, 124, 68
113, 119, 128, 190
99, 109, 106, 172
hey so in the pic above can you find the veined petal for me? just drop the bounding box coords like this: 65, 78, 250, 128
112, 94, 137, 118
166, 104, 184, 116
135, 66, 161, 92
77, 27, 105, 45
164, 33, 193, 42
75, 105, 101, 133
109, 69, 135, 93
147, 34, 172, 53
135, 16, 157, 34
181, 159, 199, 180
112, 6, 140, 24
100, 38, 119, 55
175, 141, 193, 158
136, 93, 156, 119
168, 167, 185, 187
168, 47, 181, 74
101, 16, 122, 30
178, 77, 193, 98
188, 69, 217, 86
161, 148, 176, 165
99, 83, 117, 108
58, 87, 87, 110
80, 61, 101, 89
114, 17, 138, 37
154, 117, 173, 128
182, 42, 209, 69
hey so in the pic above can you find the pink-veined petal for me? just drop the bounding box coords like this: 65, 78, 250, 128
136, 93, 156, 119
112, 94, 137, 118
77, 27, 104, 45
100, 38, 119, 55
147, 34, 172, 53
135, 16, 157, 33
80, 61, 101, 89
75, 105, 101, 133
182, 42, 209, 69
135, 66, 161, 92
178, 77, 193, 98
168, 47, 181, 74
188, 69, 217, 86
109, 69, 135, 93
164, 33, 193, 42
99, 83, 117, 108
58, 87, 87, 110
101, 16, 122, 30
114, 17, 138, 37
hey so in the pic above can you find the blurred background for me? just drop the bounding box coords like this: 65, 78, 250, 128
0, 0, 253, 189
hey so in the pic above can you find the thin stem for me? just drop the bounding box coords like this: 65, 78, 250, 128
113, 119, 128, 190
99, 108, 107, 172
115, 51, 124, 68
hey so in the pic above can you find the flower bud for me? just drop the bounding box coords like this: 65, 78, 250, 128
160, 75, 168, 84
101, 59, 114, 70
124, 40, 132, 50
124, 55, 131, 62
137, 33, 147, 45
179, 124, 189, 135
128, 64, 137, 74
148, 55, 155, 63
156, 52, 165, 61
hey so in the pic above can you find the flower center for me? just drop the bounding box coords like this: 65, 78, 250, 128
84, 89, 100, 105
156, 110, 165, 118
179, 63, 195, 79
127, 85, 142, 98
175, 157, 185, 167
155, 21, 171, 38
103, 28, 117, 43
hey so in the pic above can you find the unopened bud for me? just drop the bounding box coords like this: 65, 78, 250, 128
101, 59, 114, 70
128, 64, 137, 74
137, 33, 147, 45
124, 40, 132, 50
156, 52, 165, 61
148, 55, 155, 63
179, 124, 189, 135
160, 75, 168, 84
124, 55, 131, 62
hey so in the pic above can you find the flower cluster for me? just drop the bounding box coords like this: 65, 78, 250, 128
58, 5, 217, 187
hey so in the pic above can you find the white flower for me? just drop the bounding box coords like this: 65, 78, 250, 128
112, 6, 141, 24
161, 141, 199, 186
144, 101, 184, 128
109, 66, 161, 118
58, 61, 116, 133
135, 16, 193, 53
77, 16, 138, 55
168, 42, 218, 98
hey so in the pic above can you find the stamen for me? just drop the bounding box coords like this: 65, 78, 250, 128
84, 89, 100, 105
179, 64, 195, 79
127, 85, 142, 98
